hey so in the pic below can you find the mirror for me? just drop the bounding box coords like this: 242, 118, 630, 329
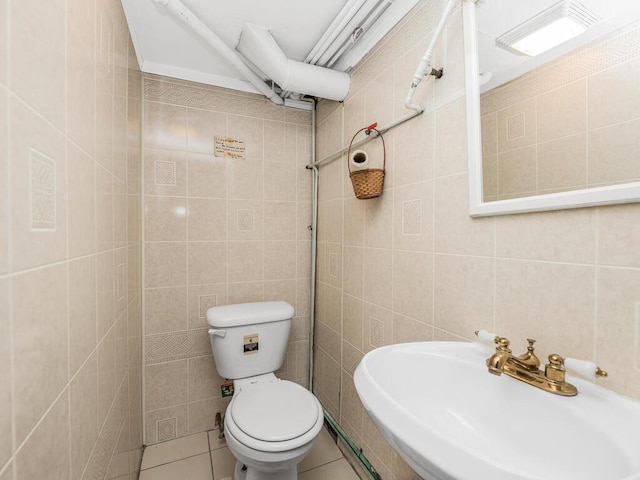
463, 0, 640, 216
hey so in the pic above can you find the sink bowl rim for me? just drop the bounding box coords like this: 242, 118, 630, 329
354, 341, 640, 480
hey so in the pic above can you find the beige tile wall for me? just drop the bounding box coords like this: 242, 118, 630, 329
481, 20, 640, 201
314, 1, 640, 479
0, 0, 143, 479
142, 76, 313, 444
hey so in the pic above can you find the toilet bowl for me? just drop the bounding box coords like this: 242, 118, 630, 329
206, 302, 324, 480
223, 375, 324, 480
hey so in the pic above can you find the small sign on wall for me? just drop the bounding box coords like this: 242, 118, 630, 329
214, 136, 246, 159
243, 334, 259, 355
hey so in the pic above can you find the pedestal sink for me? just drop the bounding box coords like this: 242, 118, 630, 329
354, 342, 640, 480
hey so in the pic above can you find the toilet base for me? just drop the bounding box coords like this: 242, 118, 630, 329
233, 460, 297, 480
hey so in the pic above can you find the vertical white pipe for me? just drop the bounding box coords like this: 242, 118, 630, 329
463, 0, 484, 212
404, 0, 456, 111
303, 98, 318, 392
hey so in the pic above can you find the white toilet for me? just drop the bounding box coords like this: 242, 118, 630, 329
206, 301, 324, 480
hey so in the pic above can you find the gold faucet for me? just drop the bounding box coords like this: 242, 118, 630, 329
482, 336, 606, 396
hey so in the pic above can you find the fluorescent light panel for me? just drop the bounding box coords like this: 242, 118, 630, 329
496, 0, 600, 56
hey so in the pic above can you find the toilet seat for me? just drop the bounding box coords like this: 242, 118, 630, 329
226, 379, 323, 453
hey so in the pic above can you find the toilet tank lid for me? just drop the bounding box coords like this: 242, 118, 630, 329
206, 301, 294, 327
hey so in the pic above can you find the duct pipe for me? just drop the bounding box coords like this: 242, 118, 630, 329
237, 24, 351, 102
404, 0, 456, 112
152, 0, 284, 105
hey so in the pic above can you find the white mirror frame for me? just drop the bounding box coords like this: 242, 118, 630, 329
462, 0, 640, 217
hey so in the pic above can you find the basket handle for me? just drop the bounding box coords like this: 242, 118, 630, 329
347, 126, 386, 175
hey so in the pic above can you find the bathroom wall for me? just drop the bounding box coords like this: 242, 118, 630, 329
314, 0, 640, 478
481, 20, 640, 201
142, 75, 313, 444
0, 0, 143, 479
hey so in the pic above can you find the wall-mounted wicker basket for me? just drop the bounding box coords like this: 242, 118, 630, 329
347, 127, 386, 199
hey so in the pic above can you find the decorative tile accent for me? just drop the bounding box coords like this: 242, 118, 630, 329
117, 263, 125, 301
329, 253, 338, 277
402, 199, 422, 236
198, 294, 217, 319
342, 340, 364, 375
154, 160, 176, 186
29, 149, 56, 231
237, 209, 254, 231
143, 77, 285, 121
145, 329, 212, 364
507, 113, 526, 140
370, 316, 384, 348
157, 417, 177, 442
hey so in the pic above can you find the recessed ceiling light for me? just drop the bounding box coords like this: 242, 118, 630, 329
496, 0, 600, 56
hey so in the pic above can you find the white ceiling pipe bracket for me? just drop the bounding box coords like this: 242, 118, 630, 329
237, 24, 351, 102
152, 0, 284, 105
404, 0, 456, 112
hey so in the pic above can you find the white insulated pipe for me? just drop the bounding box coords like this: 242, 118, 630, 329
404, 0, 456, 112
306, 0, 370, 64
152, 0, 284, 105
237, 24, 351, 102
324, 0, 394, 68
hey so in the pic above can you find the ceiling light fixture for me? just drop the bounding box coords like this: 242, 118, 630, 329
496, 0, 600, 56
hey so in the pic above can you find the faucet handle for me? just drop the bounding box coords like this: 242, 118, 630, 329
545, 354, 566, 382
494, 336, 511, 352
564, 357, 608, 381
526, 338, 536, 348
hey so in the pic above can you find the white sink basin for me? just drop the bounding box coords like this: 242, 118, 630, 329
354, 341, 640, 480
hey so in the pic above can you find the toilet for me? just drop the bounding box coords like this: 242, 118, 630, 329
206, 301, 324, 480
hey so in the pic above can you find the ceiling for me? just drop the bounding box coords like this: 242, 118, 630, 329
122, 0, 640, 103
121, 0, 421, 102
476, 0, 640, 92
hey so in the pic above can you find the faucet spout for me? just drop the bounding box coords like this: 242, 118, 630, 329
487, 352, 509, 375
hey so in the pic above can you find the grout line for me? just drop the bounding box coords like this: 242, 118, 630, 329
5, 2, 16, 475
141, 449, 211, 472
64, 2, 72, 467
0, 461, 10, 479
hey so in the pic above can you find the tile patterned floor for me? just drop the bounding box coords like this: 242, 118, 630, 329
139, 426, 361, 480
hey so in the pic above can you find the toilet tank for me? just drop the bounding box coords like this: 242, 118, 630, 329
206, 301, 294, 380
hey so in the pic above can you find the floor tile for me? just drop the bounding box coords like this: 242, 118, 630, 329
211, 446, 236, 479
299, 458, 360, 480
141, 432, 209, 470
299, 427, 343, 473
139, 452, 213, 480
208, 429, 227, 451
